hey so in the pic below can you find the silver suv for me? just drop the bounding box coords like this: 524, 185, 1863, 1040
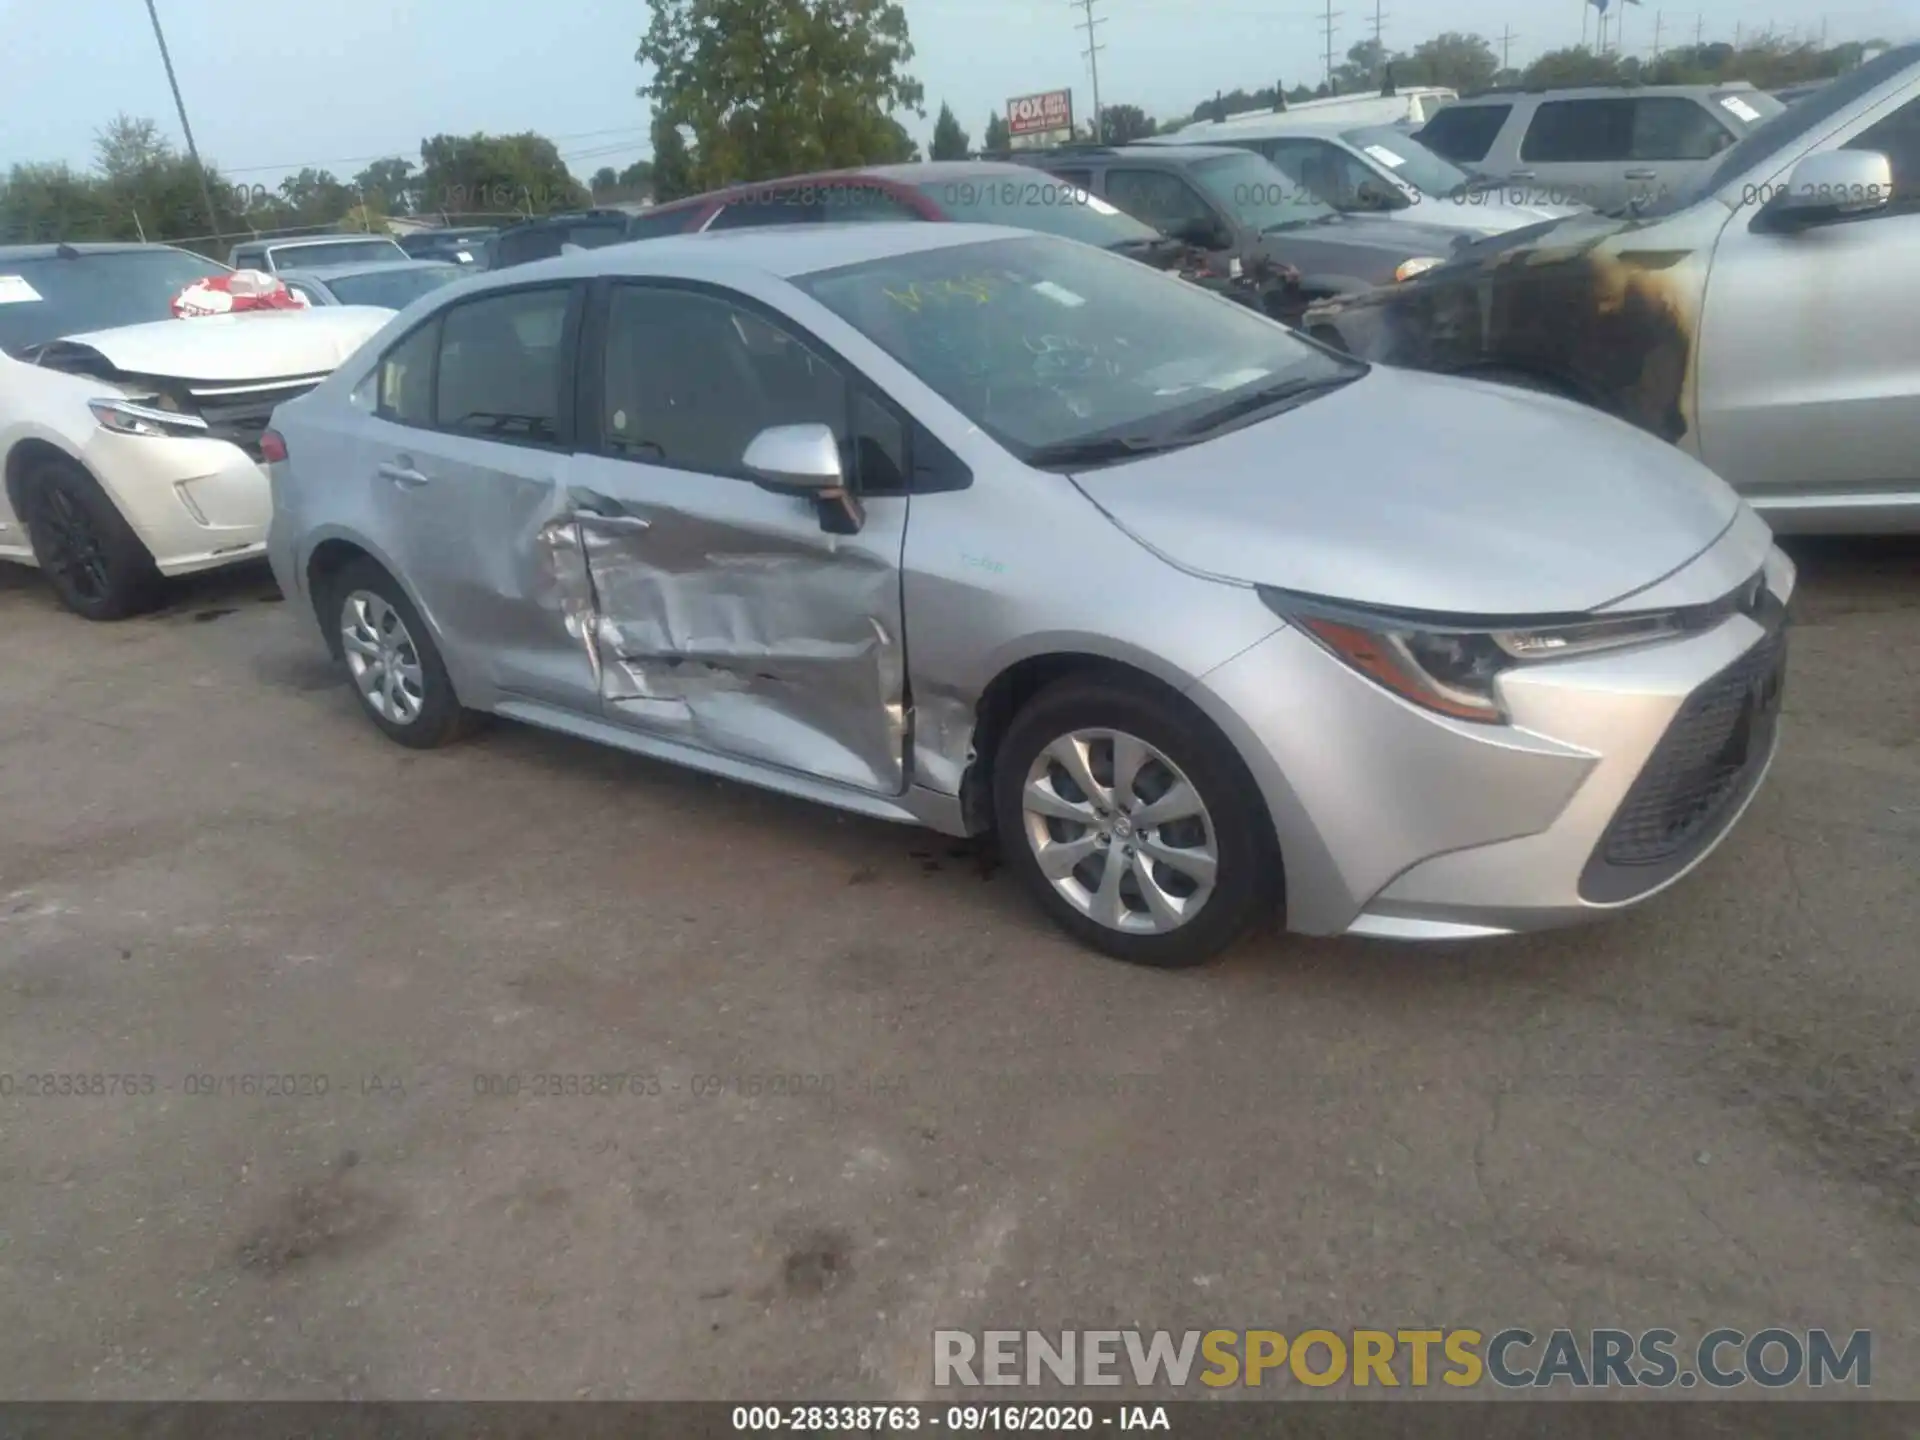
1306, 43, 1920, 533
1418, 82, 1784, 213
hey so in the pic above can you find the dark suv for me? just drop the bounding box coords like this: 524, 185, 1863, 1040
484, 209, 650, 270
1005, 143, 1472, 311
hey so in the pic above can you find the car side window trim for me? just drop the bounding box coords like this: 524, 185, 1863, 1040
373, 281, 583, 452
578, 275, 971, 495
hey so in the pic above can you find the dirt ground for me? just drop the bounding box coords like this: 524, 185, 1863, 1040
0, 538, 1915, 1402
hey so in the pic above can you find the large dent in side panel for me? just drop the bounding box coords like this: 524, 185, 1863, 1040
583, 523, 907, 793
1309, 209, 1725, 446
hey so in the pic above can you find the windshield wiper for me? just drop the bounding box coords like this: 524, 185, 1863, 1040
1025, 432, 1194, 468
1172, 373, 1361, 437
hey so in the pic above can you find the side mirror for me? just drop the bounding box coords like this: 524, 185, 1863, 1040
742, 422, 865, 535
1759, 149, 1893, 231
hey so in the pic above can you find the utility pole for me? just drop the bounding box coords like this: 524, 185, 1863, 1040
142, 0, 221, 245
1072, 0, 1106, 142
1369, 0, 1386, 85
1320, 0, 1341, 93
1500, 23, 1519, 70
1695, 13, 1704, 46
1652, 11, 1663, 59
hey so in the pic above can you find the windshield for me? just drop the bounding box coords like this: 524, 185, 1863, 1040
1642, 48, 1919, 216
320, 265, 465, 309
794, 234, 1358, 462
0, 248, 229, 356
918, 178, 1160, 248
1339, 125, 1473, 198
1191, 151, 1338, 230
266, 238, 408, 269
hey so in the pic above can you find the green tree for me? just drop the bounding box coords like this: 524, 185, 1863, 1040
1100, 103, 1155, 142
353, 157, 417, 216
277, 168, 357, 227
590, 165, 620, 196
1520, 45, 1626, 88
650, 117, 695, 201
617, 158, 657, 192
1399, 31, 1501, 92
983, 112, 1010, 151
930, 102, 969, 160
1333, 39, 1387, 92
94, 114, 172, 185
417, 132, 587, 217
638, 0, 925, 188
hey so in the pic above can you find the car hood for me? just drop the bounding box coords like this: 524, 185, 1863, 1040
1262, 211, 1468, 258
1071, 365, 1742, 617
37, 306, 392, 383
1404, 197, 1586, 234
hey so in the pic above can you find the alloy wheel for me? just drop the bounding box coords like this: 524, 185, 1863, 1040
34, 484, 111, 603
1021, 728, 1219, 934
340, 590, 426, 725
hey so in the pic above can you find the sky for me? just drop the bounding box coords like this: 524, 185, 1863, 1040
2, 0, 1915, 197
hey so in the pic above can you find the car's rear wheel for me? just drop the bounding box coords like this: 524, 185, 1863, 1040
18, 457, 163, 620
325, 559, 477, 749
992, 677, 1279, 967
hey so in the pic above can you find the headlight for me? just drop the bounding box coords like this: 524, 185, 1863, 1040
89, 397, 210, 439
1394, 256, 1444, 282
1260, 589, 1690, 723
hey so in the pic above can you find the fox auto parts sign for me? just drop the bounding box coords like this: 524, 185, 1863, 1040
1007, 88, 1074, 139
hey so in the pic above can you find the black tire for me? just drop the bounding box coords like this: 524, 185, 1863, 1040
18, 456, 163, 620
992, 677, 1280, 967
321, 557, 479, 749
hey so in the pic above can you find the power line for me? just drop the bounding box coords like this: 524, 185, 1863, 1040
221, 127, 654, 178
1072, 0, 1107, 142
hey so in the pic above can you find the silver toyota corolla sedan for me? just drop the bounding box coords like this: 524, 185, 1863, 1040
265, 223, 1793, 966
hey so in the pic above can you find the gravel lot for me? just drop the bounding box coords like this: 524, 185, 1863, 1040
1, 539, 1915, 1401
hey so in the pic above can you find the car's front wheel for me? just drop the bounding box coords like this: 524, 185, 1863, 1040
992, 677, 1279, 967
18, 456, 163, 620
325, 559, 477, 749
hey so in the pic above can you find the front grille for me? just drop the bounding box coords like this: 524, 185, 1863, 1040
187, 379, 321, 460
1599, 627, 1786, 869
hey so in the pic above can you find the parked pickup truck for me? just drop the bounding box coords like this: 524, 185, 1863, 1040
1305, 43, 1920, 534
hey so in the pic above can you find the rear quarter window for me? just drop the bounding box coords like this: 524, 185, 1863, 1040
1418, 104, 1512, 163
1520, 98, 1636, 163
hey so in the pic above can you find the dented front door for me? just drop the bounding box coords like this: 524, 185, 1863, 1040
562, 454, 910, 796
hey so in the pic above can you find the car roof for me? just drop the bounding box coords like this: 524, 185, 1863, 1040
0, 241, 195, 262
263, 235, 403, 250
1445, 81, 1757, 102
477, 221, 1038, 286
279, 259, 465, 281
652, 159, 1081, 215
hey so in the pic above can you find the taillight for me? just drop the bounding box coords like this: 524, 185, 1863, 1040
260, 429, 289, 464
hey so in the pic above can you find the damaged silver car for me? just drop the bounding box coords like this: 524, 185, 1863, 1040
267, 224, 1793, 966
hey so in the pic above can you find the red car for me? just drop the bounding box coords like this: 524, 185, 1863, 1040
604, 161, 1289, 310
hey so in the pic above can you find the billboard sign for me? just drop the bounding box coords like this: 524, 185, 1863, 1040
1006, 88, 1075, 147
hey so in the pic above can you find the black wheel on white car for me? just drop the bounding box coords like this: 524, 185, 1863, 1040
992, 677, 1279, 967
18, 455, 163, 620
324, 558, 477, 749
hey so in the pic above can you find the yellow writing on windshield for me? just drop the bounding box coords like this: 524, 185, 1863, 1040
883, 274, 1005, 311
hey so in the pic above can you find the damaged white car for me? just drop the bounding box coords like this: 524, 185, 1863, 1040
0, 243, 392, 618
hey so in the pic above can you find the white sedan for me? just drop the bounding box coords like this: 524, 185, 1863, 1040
0, 243, 391, 618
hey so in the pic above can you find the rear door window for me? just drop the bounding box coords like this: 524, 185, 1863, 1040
1418, 104, 1512, 163
1104, 168, 1217, 232
1630, 97, 1737, 161
1520, 99, 1635, 162
624, 208, 699, 240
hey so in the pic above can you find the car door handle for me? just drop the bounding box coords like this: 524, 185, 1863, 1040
376, 461, 430, 489
1624, 169, 1658, 180
1506, 170, 1536, 180
569, 489, 651, 529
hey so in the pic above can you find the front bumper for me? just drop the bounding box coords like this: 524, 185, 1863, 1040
1189, 543, 1795, 939
80, 429, 272, 576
